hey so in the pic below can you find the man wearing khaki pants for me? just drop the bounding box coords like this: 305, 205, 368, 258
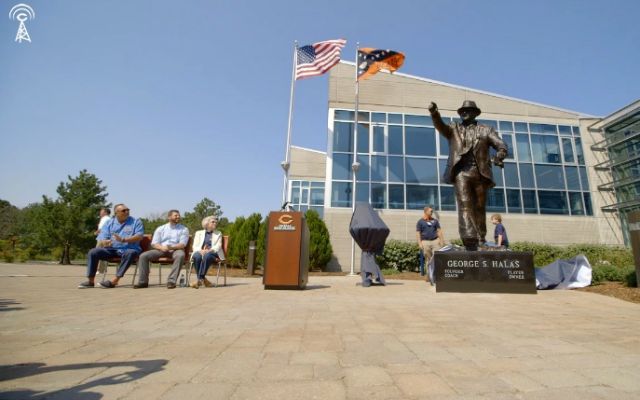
416, 206, 444, 281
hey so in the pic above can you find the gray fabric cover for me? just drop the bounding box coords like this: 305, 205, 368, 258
349, 202, 390, 286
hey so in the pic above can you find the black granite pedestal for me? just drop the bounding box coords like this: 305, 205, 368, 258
433, 251, 536, 294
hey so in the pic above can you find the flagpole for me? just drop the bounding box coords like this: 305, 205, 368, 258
349, 43, 360, 277
282, 41, 298, 207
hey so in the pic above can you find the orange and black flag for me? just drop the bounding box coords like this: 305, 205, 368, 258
357, 48, 405, 81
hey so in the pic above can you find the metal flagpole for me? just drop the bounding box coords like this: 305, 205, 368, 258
282, 41, 298, 206
349, 43, 361, 276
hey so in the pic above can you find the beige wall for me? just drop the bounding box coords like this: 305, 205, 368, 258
289, 146, 326, 180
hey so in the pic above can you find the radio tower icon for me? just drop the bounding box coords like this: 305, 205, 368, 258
9, 4, 35, 43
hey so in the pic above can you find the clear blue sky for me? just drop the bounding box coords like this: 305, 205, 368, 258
1, 0, 638, 220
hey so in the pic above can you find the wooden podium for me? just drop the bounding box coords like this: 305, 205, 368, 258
263, 211, 309, 290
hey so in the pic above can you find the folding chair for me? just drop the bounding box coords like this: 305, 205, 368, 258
187, 235, 229, 287
132, 235, 192, 286
101, 235, 152, 283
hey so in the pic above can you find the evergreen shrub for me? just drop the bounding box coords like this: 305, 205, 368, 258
305, 209, 333, 270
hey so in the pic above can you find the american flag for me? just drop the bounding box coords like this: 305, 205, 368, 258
295, 39, 347, 80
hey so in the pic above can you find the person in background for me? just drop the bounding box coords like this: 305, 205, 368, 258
78, 204, 144, 288
490, 213, 509, 248
416, 206, 445, 280
190, 216, 225, 288
135, 210, 189, 289
95, 207, 111, 274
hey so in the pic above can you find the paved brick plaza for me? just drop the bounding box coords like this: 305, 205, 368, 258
1, 263, 639, 399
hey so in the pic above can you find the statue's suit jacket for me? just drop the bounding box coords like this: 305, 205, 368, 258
432, 112, 507, 188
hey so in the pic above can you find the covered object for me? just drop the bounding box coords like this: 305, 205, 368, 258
349, 202, 390, 286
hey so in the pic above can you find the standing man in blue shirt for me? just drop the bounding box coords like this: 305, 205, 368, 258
134, 210, 189, 289
416, 206, 445, 278
78, 204, 145, 288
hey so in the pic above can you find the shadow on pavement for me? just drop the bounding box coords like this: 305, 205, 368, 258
305, 285, 331, 290
0, 299, 24, 312
0, 359, 167, 400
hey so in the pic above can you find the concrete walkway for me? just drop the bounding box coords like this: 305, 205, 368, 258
0, 263, 639, 400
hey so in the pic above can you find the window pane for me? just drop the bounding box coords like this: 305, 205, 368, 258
388, 125, 403, 154
535, 165, 565, 189
356, 154, 369, 181
301, 188, 308, 203
332, 153, 352, 180
333, 122, 353, 152
515, 122, 528, 132
357, 111, 370, 122
565, 166, 580, 190
372, 126, 385, 152
356, 182, 368, 203
562, 138, 575, 163
530, 123, 557, 134
499, 121, 514, 132
538, 191, 569, 215
388, 113, 402, 123
506, 189, 522, 213
405, 127, 436, 156
559, 125, 572, 136
335, 110, 354, 121
487, 188, 506, 212
440, 186, 456, 211
579, 166, 589, 190
371, 183, 386, 208
310, 188, 324, 206
438, 159, 448, 183
575, 138, 585, 165
405, 158, 438, 184
291, 187, 300, 204
357, 123, 369, 153
311, 181, 324, 188
478, 119, 498, 129
583, 193, 593, 216
572, 126, 580, 136
502, 134, 514, 159
516, 134, 532, 162
493, 164, 504, 187
504, 162, 520, 187
522, 189, 538, 214
331, 182, 352, 207
439, 134, 449, 156
371, 155, 387, 181
519, 163, 535, 188
405, 115, 431, 126
388, 156, 404, 182
406, 185, 438, 210
371, 112, 386, 123
389, 184, 404, 209
311, 206, 324, 218
569, 192, 584, 215
531, 135, 560, 163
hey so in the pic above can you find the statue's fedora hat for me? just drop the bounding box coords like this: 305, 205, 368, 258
457, 100, 481, 116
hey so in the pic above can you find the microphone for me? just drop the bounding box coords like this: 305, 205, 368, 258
281, 201, 291, 211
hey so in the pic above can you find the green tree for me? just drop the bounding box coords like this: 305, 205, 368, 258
37, 170, 109, 264
182, 198, 223, 233
305, 209, 333, 270
225, 216, 245, 265
231, 213, 262, 266
256, 216, 268, 267
0, 199, 20, 241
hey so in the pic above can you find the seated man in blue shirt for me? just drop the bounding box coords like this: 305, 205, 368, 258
134, 209, 189, 289
78, 204, 144, 288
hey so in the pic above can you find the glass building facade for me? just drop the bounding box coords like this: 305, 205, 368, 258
289, 180, 325, 217
598, 110, 640, 245
329, 109, 592, 216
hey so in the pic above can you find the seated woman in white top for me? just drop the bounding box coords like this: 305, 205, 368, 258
190, 216, 225, 288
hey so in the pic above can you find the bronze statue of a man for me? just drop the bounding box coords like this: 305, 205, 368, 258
428, 100, 508, 251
